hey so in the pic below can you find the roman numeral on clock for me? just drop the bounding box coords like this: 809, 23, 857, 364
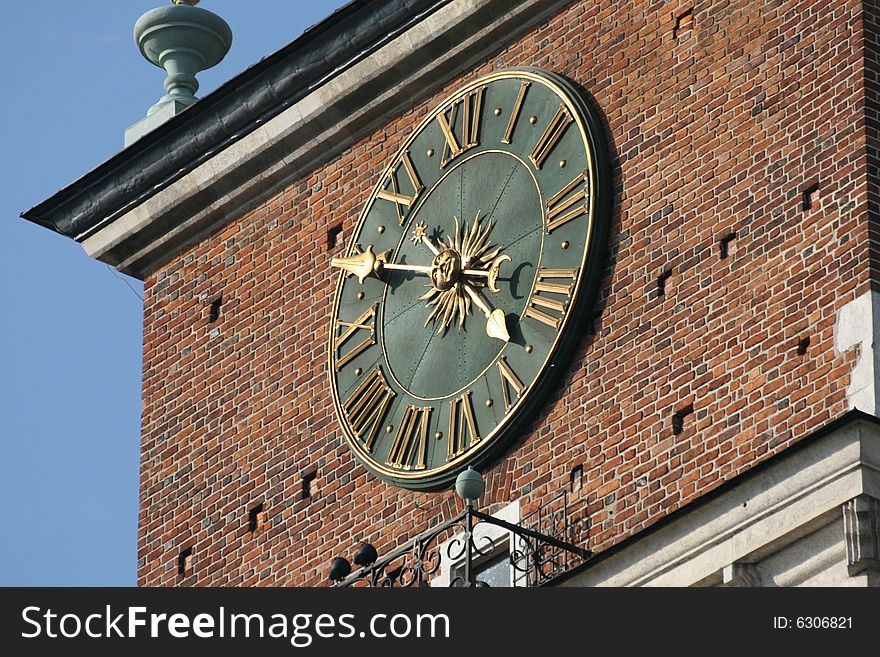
343, 366, 396, 452
497, 357, 526, 412
376, 151, 424, 225
530, 103, 573, 170
437, 86, 486, 168
501, 80, 530, 145
547, 170, 590, 233
448, 391, 480, 459
525, 269, 578, 332
334, 305, 376, 372
387, 404, 432, 470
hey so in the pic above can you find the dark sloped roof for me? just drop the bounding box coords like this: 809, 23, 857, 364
22, 0, 451, 240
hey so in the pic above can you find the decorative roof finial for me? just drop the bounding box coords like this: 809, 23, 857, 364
125, 0, 232, 145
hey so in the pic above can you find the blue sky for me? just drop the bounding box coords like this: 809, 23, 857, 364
0, 0, 348, 586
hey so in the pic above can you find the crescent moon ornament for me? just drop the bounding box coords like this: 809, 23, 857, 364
486, 254, 511, 293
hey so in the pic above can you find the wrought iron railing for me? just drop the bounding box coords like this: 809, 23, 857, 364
332, 491, 591, 587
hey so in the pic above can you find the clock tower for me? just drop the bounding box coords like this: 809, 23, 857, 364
23, 0, 880, 587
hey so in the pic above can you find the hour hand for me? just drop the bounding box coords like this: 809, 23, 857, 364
330, 245, 390, 284
462, 284, 510, 342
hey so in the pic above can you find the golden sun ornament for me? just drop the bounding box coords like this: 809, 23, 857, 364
417, 212, 502, 334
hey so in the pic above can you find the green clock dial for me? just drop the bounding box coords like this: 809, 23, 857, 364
328, 68, 610, 490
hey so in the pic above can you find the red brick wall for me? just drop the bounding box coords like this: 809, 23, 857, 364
138, 0, 869, 585
866, 0, 880, 289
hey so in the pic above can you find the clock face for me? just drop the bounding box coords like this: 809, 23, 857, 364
328, 68, 610, 490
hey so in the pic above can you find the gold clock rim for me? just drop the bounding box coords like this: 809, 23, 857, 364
328, 68, 599, 483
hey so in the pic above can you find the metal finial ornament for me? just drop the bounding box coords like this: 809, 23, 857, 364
134, 1, 232, 116
454, 467, 485, 505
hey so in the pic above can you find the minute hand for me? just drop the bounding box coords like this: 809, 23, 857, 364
330, 246, 434, 281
